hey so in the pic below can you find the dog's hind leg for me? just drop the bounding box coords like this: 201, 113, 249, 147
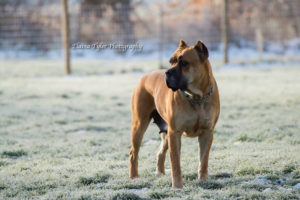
129, 116, 150, 178
129, 84, 154, 179
150, 109, 168, 174
156, 132, 168, 174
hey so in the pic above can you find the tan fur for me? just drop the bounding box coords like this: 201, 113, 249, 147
129, 40, 220, 189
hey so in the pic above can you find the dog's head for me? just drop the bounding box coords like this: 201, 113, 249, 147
165, 40, 209, 91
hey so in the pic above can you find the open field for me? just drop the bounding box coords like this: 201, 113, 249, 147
0, 61, 300, 199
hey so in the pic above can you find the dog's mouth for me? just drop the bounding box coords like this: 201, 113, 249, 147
165, 78, 179, 91
166, 83, 178, 91
165, 78, 187, 92
170, 87, 178, 91
165, 69, 188, 92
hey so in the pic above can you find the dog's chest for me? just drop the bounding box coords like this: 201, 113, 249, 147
181, 107, 212, 137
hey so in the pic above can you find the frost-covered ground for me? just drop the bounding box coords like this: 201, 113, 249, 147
0, 60, 300, 199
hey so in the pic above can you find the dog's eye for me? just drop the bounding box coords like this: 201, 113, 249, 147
180, 60, 188, 67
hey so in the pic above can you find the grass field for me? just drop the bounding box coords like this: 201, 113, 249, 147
0, 60, 300, 199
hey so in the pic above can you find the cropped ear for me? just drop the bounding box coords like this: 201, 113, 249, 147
194, 40, 209, 61
179, 40, 187, 48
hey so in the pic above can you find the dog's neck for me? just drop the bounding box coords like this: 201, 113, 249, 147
186, 60, 213, 98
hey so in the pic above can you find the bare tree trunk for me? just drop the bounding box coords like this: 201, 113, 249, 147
61, 0, 71, 74
221, 0, 229, 64
159, 3, 164, 69
253, 1, 264, 61
284, 0, 300, 37
255, 28, 264, 60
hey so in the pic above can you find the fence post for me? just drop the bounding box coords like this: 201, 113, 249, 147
61, 0, 71, 74
221, 0, 229, 64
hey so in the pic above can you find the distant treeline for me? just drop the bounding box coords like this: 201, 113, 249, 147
0, 0, 299, 51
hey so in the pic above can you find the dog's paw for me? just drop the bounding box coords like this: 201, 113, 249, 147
198, 174, 208, 181
155, 170, 165, 176
172, 183, 183, 189
129, 175, 139, 179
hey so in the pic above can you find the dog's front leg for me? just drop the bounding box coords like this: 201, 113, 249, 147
198, 130, 214, 181
168, 130, 183, 188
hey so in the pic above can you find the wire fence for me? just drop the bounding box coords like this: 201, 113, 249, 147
0, 0, 300, 61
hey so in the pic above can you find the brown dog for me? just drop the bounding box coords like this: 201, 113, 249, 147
129, 40, 220, 188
